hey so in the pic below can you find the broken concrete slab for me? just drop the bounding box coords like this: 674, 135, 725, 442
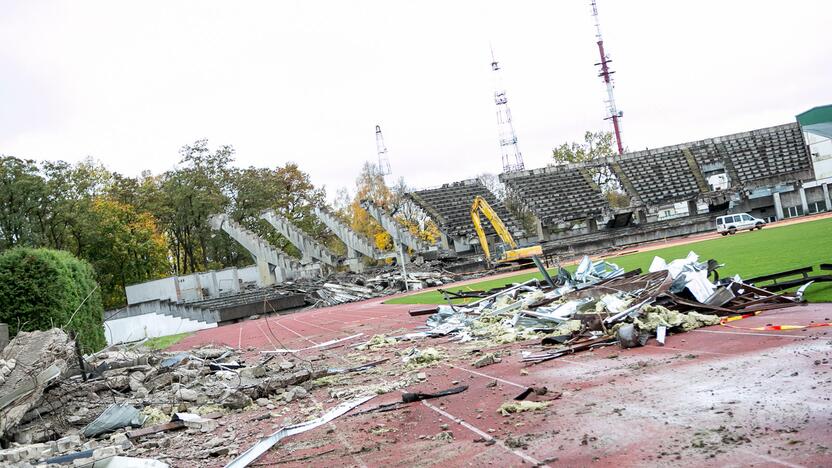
471, 352, 501, 368
0, 328, 74, 437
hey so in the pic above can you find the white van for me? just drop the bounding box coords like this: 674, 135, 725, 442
715, 213, 766, 236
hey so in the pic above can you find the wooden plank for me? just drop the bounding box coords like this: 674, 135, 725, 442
126, 412, 224, 439
409, 306, 439, 316
127, 421, 184, 439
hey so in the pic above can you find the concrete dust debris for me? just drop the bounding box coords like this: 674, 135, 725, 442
401, 347, 444, 368
498, 400, 550, 416
0, 324, 378, 465
329, 375, 416, 400
357, 334, 398, 351
634, 305, 721, 332
433, 431, 454, 442
471, 352, 501, 368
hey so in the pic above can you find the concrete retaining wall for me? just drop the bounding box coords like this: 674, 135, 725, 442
104, 312, 217, 345
542, 214, 718, 256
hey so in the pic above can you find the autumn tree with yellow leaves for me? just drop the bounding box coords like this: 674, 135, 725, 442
339, 163, 440, 259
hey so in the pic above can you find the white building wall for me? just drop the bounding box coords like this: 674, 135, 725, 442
236, 266, 262, 286
176, 275, 203, 302
125, 277, 178, 305
103, 312, 217, 345
805, 132, 832, 180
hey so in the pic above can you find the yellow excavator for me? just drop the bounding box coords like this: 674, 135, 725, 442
470, 195, 542, 265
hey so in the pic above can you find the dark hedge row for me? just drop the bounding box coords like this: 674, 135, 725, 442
0, 248, 105, 352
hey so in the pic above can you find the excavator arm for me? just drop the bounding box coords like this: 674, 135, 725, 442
470, 195, 517, 261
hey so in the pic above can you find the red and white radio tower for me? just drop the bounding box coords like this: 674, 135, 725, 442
591, 0, 624, 155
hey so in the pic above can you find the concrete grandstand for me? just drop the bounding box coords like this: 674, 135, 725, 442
409, 111, 831, 257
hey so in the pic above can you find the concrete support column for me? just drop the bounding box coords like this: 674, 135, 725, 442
439, 233, 450, 250
193, 272, 203, 299
773, 193, 784, 220
687, 200, 698, 217
345, 247, 364, 273
347, 259, 364, 273
210, 271, 219, 299
637, 210, 648, 224
232, 268, 241, 293
273, 265, 286, 283
534, 216, 546, 241
799, 187, 809, 215
587, 218, 598, 233
173, 276, 182, 302
256, 258, 274, 287
823, 183, 832, 212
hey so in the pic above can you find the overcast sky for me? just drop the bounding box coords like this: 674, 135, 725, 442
2, 0, 831, 199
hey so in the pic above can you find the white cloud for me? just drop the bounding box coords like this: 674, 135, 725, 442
0, 0, 830, 199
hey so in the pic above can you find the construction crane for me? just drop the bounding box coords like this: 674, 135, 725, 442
470, 196, 542, 265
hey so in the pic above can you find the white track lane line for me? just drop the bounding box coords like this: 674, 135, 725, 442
270, 319, 320, 345
694, 329, 810, 339
419, 400, 547, 467
445, 364, 527, 389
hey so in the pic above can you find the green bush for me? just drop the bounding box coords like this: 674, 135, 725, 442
0, 248, 105, 353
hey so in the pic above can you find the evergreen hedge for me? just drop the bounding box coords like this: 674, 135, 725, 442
0, 248, 106, 352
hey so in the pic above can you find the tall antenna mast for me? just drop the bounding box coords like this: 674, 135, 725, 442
591, 0, 624, 155
375, 125, 392, 176
491, 47, 525, 173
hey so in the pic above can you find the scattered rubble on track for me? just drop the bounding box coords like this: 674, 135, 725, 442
272, 261, 489, 308
417, 252, 806, 363
0, 251, 819, 467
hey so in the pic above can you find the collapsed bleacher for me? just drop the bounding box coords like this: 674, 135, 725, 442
500, 166, 609, 225
612, 122, 811, 207
617, 147, 701, 206
713, 123, 811, 184
407, 122, 814, 252
408, 179, 523, 240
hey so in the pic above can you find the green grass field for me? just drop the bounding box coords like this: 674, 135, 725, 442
143, 332, 191, 350
387, 217, 832, 305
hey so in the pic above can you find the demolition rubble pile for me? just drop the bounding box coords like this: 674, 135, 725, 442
418, 252, 806, 363
291, 262, 488, 308
0, 252, 811, 466
0, 330, 344, 467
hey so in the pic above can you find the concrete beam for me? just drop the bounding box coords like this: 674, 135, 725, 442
533, 215, 546, 241
313, 207, 396, 265
682, 148, 710, 194
208, 214, 303, 285
359, 200, 436, 253
260, 210, 341, 267
773, 193, 784, 220
687, 200, 699, 217
610, 161, 642, 205
799, 187, 809, 214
